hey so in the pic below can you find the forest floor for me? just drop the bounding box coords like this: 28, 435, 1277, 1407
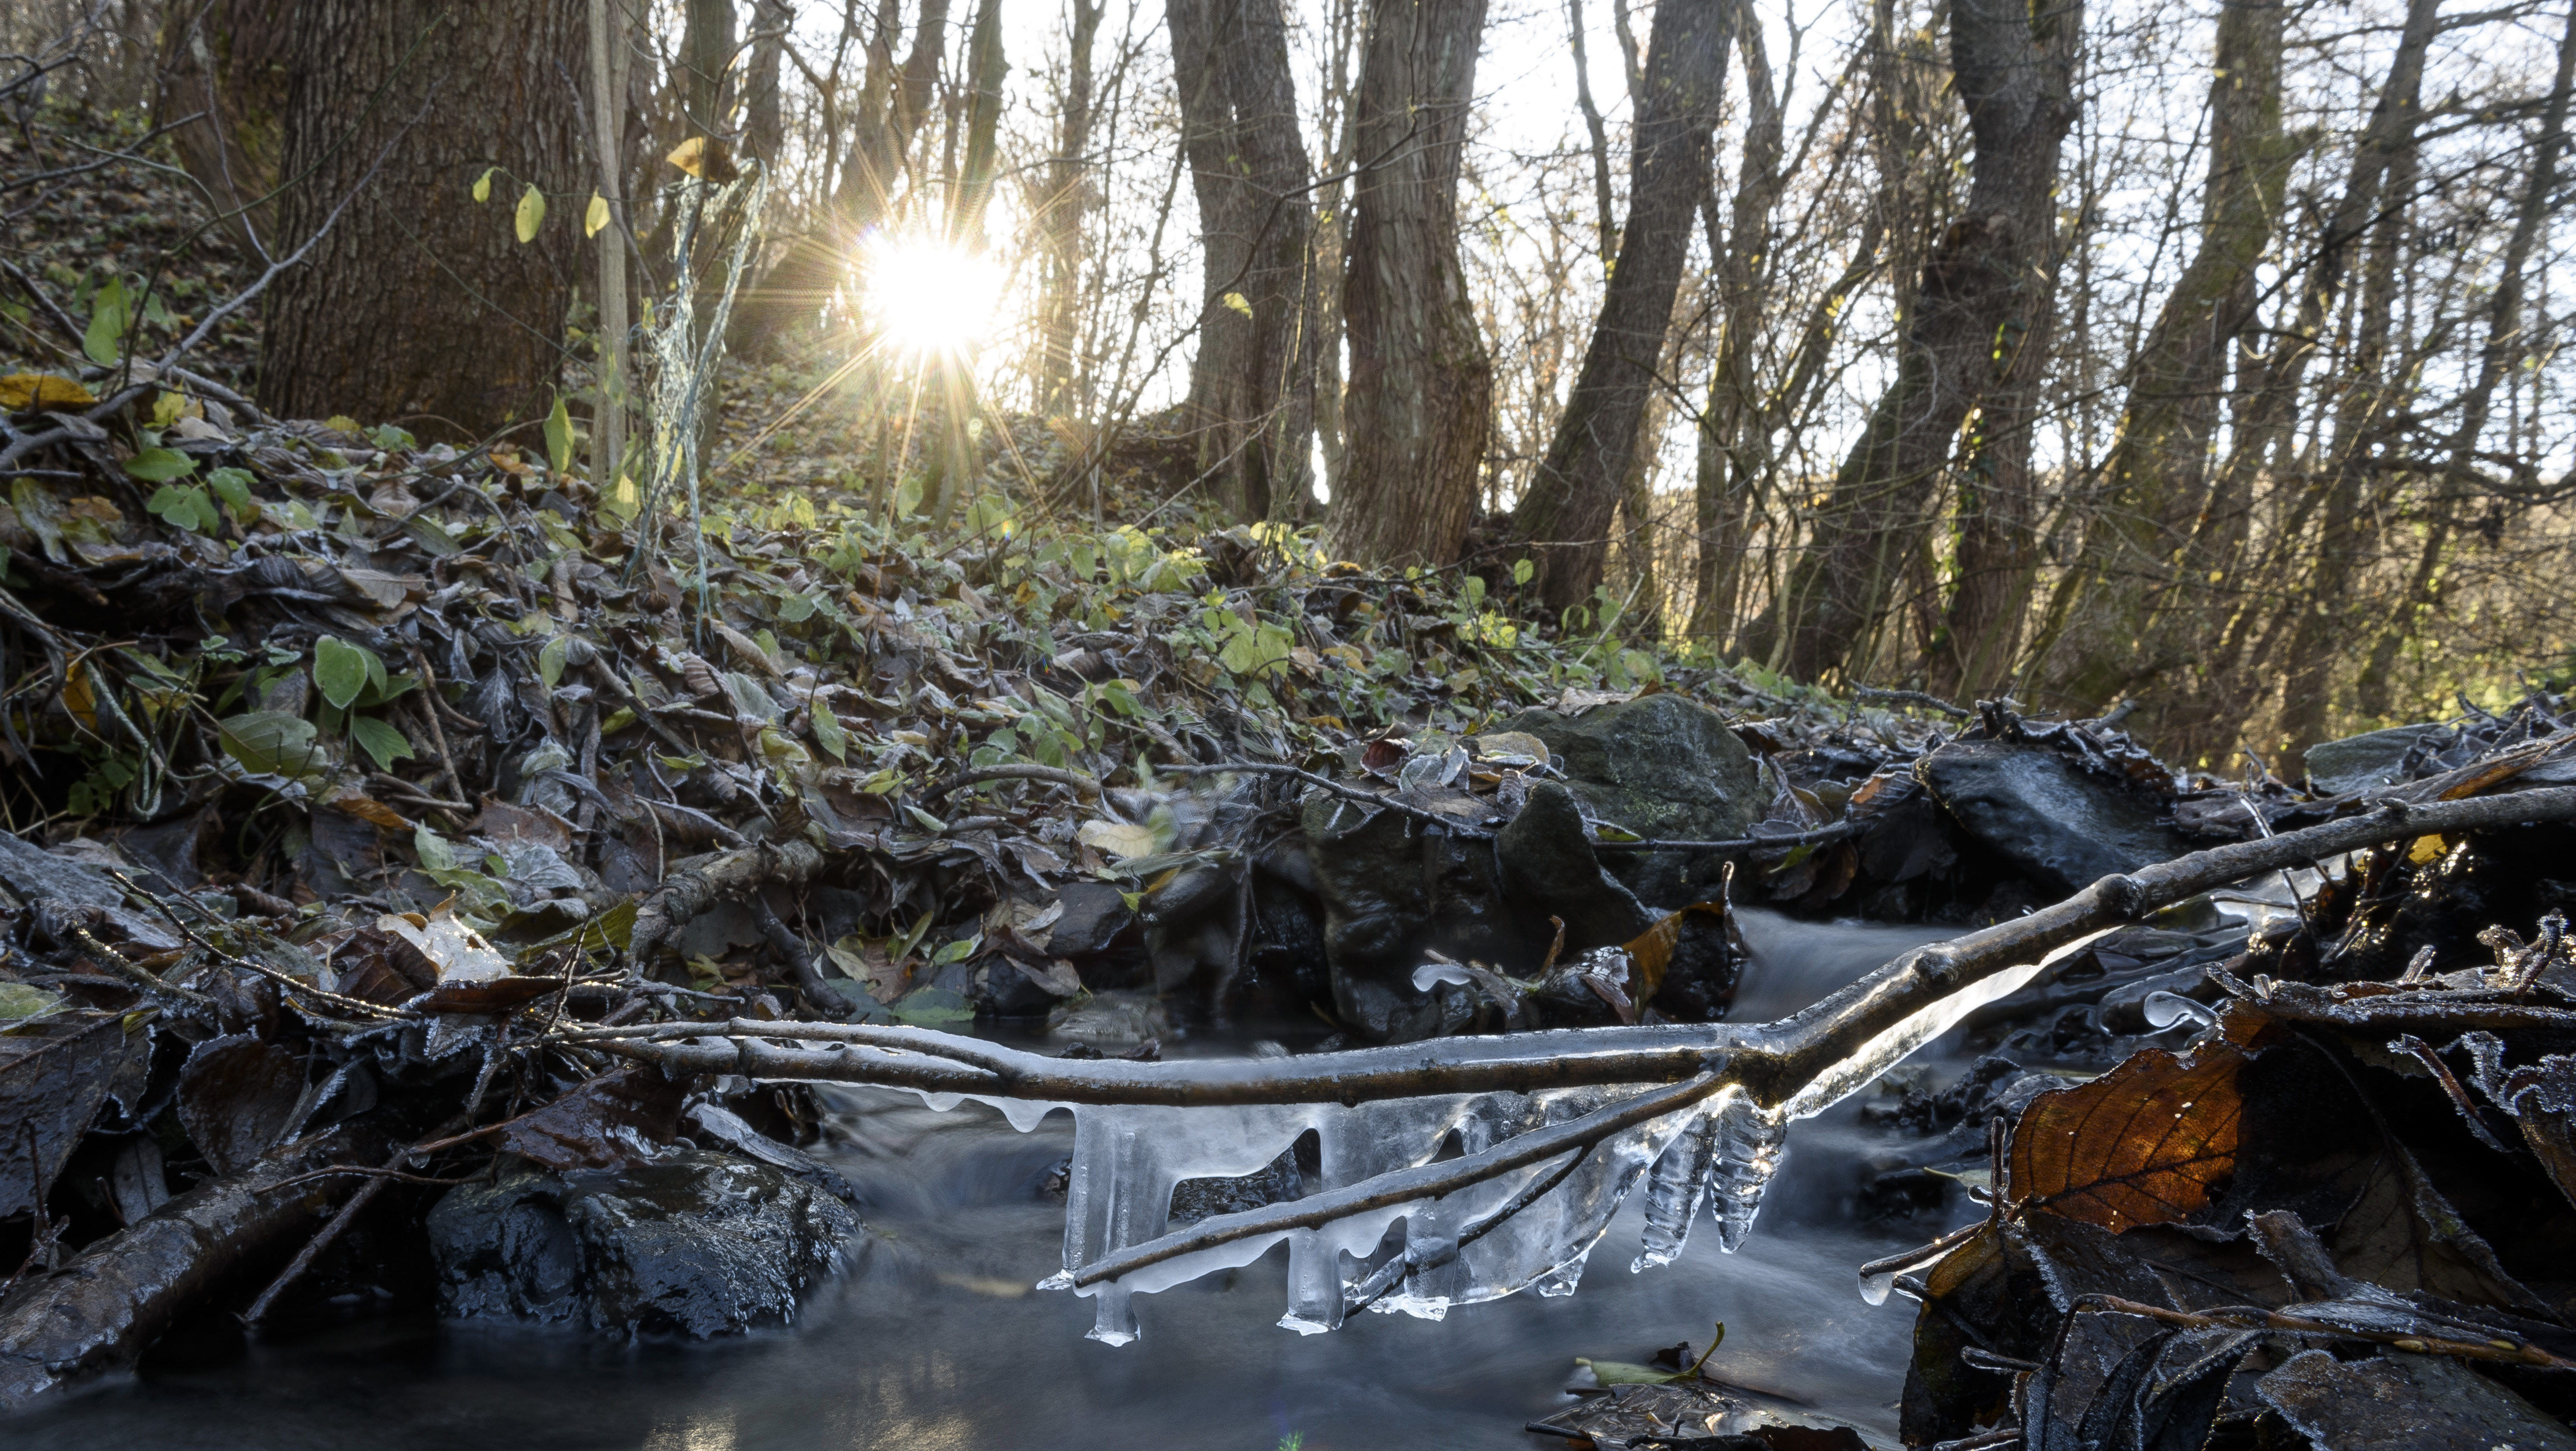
10, 103, 2576, 1451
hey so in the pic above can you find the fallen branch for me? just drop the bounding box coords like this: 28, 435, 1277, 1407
922, 763, 1104, 803
625, 837, 823, 966
1070, 1073, 1724, 1287
590, 787, 2576, 1110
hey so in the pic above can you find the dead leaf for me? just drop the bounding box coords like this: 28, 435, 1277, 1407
666, 135, 739, 182
1622, 901, 1735, 1014
491, 1065, 682, 1170
2259, 1348, 2576, 1451
2329, 1138, 2549, 1313
379, 906, 510, 983
2011, 1044, 2246, 1231
326, 791, 414, 832
177, 1033, 306, 1178
0, 1010, 152, 1216
1076, 819, 1160, 860
0, 373, 97, 410
713, 623, 782, 678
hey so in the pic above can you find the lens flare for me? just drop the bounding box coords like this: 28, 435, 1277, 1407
859, 232, 1005, 360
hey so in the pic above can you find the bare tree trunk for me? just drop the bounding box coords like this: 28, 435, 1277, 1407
2349, 0, 2576, 728
1168, 0, 1318, 523
1505, 0, 1734, 614
1309, 0, 1365, 508
1567, 0, 1618, 265
1687, 0, 1783, 645
1035, 0, 1106, 414
153, 0, 297, 262
1327, 0, 1492, 567
680, 0, 739, 139
1735, 0, 2076, 685
730, 0, 948, 346
2028, 0, 2293, 734
744, 0, 792, 167
261, 0, 585, 439
589, 0, 632, 493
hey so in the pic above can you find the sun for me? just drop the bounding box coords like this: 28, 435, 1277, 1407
859, 232, 1005, 361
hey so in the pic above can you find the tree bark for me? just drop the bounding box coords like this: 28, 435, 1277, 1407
2348, 0, 2576, 729
1326, 0, 1492, 567
1168, 0, 1318, 523
260, 0, 586, 440
1505, 0, 1733, 615
1734, 0, 2077, 685
1687, 0, 1783, 644
153, 0, 299, 263
744, 0, 793, 168
1035, 0, 1107, 415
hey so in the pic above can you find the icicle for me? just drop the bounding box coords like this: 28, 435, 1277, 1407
1632, 1105, 1721, 1271
1708, 1090, 1788, 1252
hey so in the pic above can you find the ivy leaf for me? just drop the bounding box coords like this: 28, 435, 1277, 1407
205, 465, 256, 519
472, 166, 496, 203
515, 184, 547, 243
217, 710, 322, 779
125, 447, 198, 483
811, 705, 849, 762
544, 395, 573, 475
350, 714, 416, 771
585, 190, 611, 238
145, 484, 220, 534
313, 635, 386, 710
83, 275, 127, 366
538, 633, 571, 689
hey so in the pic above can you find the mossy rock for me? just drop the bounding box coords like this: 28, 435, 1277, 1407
1496, 694, 1761, 907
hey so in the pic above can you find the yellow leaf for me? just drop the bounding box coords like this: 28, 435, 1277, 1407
150, 390, 185, 428
1220, 291, 1254, 317
585, 190, 610, 238
2408, 834, 2448, 865
324, 414, 363, 435
1075, 819, 1161, 861
0, 373, 97, 410
471, 166, 496, 203
665, 136, 738, 181
515, 184, 547, 243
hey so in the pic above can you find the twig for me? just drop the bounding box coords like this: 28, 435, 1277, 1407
1590, 819, 1863, 854
244, 1113, 476, 1323
2080, 1294, 2576, 1370
1156, 761, 1502, 835
923, 763, 1105, 802
1853, 685, 1974, 719
1073, 1073, 1724, 1287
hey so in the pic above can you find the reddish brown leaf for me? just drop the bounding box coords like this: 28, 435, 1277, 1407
2011, 1045, 2247, 1232
492, 1066, 682, 1170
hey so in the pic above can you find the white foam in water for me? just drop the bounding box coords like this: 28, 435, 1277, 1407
891, 933, 2103, 1341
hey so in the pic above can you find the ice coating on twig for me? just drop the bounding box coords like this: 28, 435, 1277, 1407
903, 942, 2086, 1341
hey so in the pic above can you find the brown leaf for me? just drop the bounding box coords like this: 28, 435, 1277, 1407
712, 623, 781, 679
2011, 1044, 2246, 1231
326, 791, 413, 832
324, 924, 438, 1005
1622, 901, 1736, 1016
177, 1033, 306, 1178
410, 977, 560, 1015
2328, 1138, 2549, 1314
493, 1066, 682, 1170
0, 1010, 151, 1216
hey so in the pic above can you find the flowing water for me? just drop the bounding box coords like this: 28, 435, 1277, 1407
9, 911, 2002, 1451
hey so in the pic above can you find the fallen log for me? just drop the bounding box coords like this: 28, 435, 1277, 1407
0, 1129, 364, 1408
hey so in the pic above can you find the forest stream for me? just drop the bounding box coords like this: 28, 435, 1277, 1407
4, 912, 1979, 1451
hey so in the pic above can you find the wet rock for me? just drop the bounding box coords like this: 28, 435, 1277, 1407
2303, 723, 2442, 796
1301, 791, 1520, 1042
1494, 782, 1658, 954
1917, 741, 2192, 894
426, 1147, 862, 1338
1047, 988, 1171, 1047
1169, 1142, 1306, 1223
1497, 694, 1761, 907
1048, 879, 1141, 958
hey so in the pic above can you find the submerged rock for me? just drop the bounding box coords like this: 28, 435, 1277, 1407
1917, 741, 2191, 894
427, 1147, 862, 1338
1496, 694, 1761, 907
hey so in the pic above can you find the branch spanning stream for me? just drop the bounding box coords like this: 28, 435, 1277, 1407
572, 786, 2576, 1315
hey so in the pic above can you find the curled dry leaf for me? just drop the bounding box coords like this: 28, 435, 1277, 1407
2010, 1044, 2246, 1232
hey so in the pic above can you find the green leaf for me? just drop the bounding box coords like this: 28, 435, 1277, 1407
537, 633, 571, 689
931, 934, 981, 965
312, 635, 385, 710
543, 395, 573, 474
145, 484, 220, 534
217, 710, 321, 778
205, 465, 256, 517
472, 166, 496, 203
414, 823, 459, 871
83, 275, 127, 366
0, 983, 64, 1022
515, 184, 547, 242
1512, 557, 1535, 586
350, 714, 416, 770
888, 987, 976, 1025
125, 447, 198, 483
810, 705, 848, 762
